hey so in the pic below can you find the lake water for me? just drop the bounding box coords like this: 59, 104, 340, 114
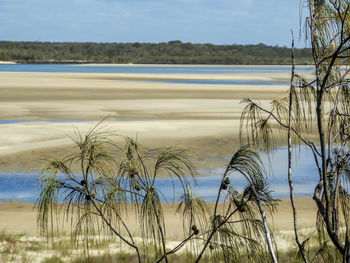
0, 120, 91, 125
0, 64, 310, 75
0, 146, 318, 203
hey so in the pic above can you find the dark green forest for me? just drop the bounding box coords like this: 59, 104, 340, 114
0, 41, 312, 64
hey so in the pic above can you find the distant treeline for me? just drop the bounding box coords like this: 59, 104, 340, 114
0, 41, 312, 64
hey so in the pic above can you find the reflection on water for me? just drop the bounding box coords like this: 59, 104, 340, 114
0, 146, 318, 203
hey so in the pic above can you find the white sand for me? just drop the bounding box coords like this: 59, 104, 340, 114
0, 61, 15, 64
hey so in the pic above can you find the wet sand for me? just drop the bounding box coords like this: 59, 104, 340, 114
0, 71, 290, 172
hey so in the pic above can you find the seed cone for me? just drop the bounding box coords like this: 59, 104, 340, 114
135, 184, 142, 191
80, 179, 87, 186
209, 244, 215, 250
238, 205, 246, 212
192, 225, 199, 235
224, 177, 230, 185
85, 195, 91, 201
221, 183, 228, 190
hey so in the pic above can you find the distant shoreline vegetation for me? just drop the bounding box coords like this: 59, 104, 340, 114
0, 40, 312, 65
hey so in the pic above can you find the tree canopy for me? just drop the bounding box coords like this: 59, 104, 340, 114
0, 41, 312, 65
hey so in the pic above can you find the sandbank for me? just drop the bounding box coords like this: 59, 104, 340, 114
75, 63, 312, 69
0, 61, 15, 64
0, 71, 290, 172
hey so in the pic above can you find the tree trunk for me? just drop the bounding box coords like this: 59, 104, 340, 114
343, 235, 350, 263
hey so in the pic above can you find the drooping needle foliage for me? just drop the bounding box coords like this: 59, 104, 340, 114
195, 146, 278, 263
37, 124, 201, 262
240, 1, 350, 262
37, 122, 279, 262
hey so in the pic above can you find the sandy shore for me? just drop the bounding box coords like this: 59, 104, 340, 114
0, 198, 318, 262
0, 61, 16, 64
0, 198, 317, 243
0, 71, 291, 172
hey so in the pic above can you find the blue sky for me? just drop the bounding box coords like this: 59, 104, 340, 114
0, 0, 306, 47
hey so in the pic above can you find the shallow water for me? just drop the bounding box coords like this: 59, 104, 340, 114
0, 119, 159, 125
0, 120, 91, 125
0, 146, 318, 203
0, 64, 310, 74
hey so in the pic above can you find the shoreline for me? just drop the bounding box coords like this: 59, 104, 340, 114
0, 61, 312, 66
0, 61, 16, 64
0, 197, 317, 235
